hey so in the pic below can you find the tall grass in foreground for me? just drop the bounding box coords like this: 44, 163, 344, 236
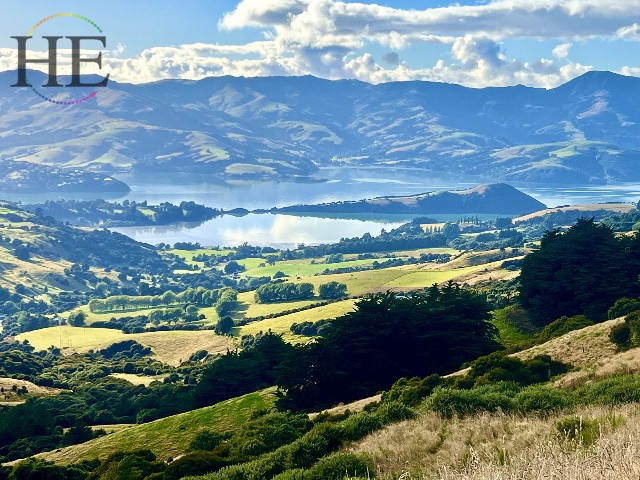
351, 404, 640, 479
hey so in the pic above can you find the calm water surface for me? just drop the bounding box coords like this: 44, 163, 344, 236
7, 168, 640, 248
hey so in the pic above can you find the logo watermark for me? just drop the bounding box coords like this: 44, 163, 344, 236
11, 13, 109, 105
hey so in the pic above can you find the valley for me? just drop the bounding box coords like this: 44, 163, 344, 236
2, 0, 640, 477
1, 181, 640, 479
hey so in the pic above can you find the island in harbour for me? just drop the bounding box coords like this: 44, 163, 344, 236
265, 183, 547, 216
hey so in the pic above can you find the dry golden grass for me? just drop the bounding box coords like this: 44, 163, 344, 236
351, 404, 640, 480
91, 424, 134, 434
514, 318, 622, 369
446, 317, 640, 389
17, 327, 236, 366
237, 299, 357, 341
310, 394, 382, 419
109, 373, 168, 386
128, 330, 236, 366
0, 377, 63, 403
512, 203, 634, 223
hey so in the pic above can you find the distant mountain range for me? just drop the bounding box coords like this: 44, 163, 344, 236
269, 183, 546, 216
1, 70, 640, 184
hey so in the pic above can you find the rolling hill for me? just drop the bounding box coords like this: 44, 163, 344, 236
21, 389, 276, 465
271, 183, 547, 215
2, 71, 640, 183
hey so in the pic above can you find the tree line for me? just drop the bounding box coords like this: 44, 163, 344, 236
197, 283, 499, 411
88, 286, 234, 314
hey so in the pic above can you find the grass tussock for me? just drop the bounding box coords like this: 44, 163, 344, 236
351, 404, 640, 479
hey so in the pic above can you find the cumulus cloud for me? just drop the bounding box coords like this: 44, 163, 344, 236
616, 23, 640, 39
3, 0, 639, 87
552, 43, 572, 59
222, 0, 640, 40
213, 0, 631, 87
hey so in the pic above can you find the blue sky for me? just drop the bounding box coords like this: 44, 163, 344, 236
0, 0, 639, 87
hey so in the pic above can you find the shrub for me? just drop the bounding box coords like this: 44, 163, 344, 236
534, 315, 594, 343
610, 323, 631, 350
572, 374, 640, 406
464, 351, 568, 388
428, 386, 515, 418
189, 431, 231, 452
215, 316, 235, 335
305, 453, 374, 480
382, 375, 443, 407
555, 416, 601, 447
375, 401, 416, 423
68, 310, 87, 327
514, 385, 570, 414
339, 412, 383, 441
163, 451, 243, 480
609, 311, 640, 350
608, 298, 640, 319
271, 469, 307, 480
286, 423, 343, 470
229, 412, 312, 457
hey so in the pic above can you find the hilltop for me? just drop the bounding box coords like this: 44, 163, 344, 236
270, 183, 546, 215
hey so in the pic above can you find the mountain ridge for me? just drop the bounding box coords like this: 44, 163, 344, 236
1, 70, 640, 183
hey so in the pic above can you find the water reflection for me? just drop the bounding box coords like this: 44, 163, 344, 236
112, 214, 408, 249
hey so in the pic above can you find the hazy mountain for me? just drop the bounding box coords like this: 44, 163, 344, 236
1, 70, 640, 183
270, 183, 547, 215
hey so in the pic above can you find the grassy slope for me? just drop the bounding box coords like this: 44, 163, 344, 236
237, 257, 388, 278
33, 388, 276, 465
513, 203, 634, 223
351, 404, 640, 479
349, 318, 640, 479
448, 317, 627, 383
16, 327, 236, 366
0, 377, 63, 405
513, 317, 629, 388
237, 299, 357, 341
0, 204, 129, 297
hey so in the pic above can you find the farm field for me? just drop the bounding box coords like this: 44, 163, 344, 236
236, 291, 319, 318
109, 373, 168, 386
16, 327, 236, 366
167, 248, 235, 265
287, 261, 502, 294
237, 299, 357, 341
237, 256, 390, 278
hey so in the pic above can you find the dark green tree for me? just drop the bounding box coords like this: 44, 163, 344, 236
277, 283, 499, 410
214, 316, 235, 335
68, 311, 86, 327
519, 219, 640, 325
318, 282, 348, 300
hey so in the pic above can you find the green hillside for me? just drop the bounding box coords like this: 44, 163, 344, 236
33, 388, 276, 465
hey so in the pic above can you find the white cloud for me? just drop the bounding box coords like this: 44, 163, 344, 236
214, 0, 632, 87
3, 0, 639, 88
552, 43, 572, 59
222, 0, 640, 41
616, 23, 640, 39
